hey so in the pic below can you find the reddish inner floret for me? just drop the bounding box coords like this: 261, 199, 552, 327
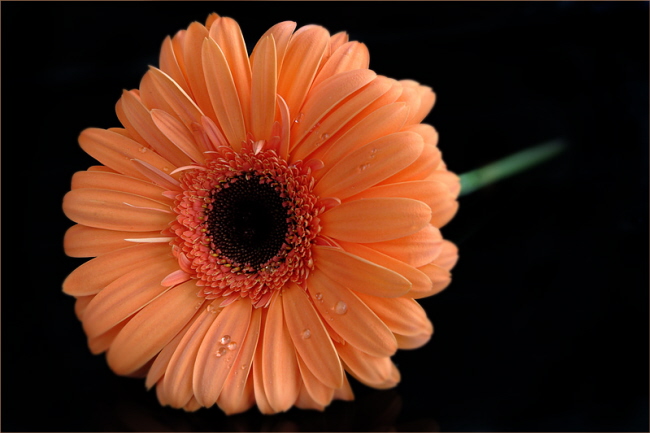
169, 145, 321, 308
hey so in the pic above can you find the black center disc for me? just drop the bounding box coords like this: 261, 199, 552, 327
207, 174, 289, 269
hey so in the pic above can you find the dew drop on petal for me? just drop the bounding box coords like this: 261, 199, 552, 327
227, 341, 238, 350
314, 292, 323, 302
138, 146, 148, 153
215, 347, 227, 357
335, 301, 348, 315
220, 335, 231, 345
302, 329, 311, 339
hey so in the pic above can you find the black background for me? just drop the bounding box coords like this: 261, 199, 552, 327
2, 2, 648, 431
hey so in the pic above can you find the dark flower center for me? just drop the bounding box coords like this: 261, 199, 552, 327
207, 174, 289, 270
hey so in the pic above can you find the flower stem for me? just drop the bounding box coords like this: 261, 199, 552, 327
458, 139, 567, 196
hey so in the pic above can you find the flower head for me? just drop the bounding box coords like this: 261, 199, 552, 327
62, 13, 460, 414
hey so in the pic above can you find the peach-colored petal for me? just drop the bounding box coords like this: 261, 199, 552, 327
74, 295, 94, 320
63, 224, 163, 258
193, 299, 252, 407
318, 102, 409, 172
333, 374, 355, 401
216, 307, 261, 415
315, 131, 424, 200
357, 293, 432, 340
336, 241, 431, 297
278, 24, 329, 118
428, 170, 462, 199
416, 263, 451, 298
320, 197, 431, 243
291, 75, 395, 163
435, 240, 460, 270
82, 257, 177, 340
159, 35, 192, 95
131, 158, 182, 191
262, 293, 299, 412
250, 35, 277, 142
252, 317, 274, 415
252, 21, 296, 73
150, 109, 205, 163
296, 353, 334, 408
365, 224, 443, 268
70, 171, 171, 208
397, 80, 436, 125
106, 280, 202, 375
119, 90, 193, 167
145, 307, 203, 390
179, 22, 218, 121
313, 246, 411, 298
282, 283, 343, 389
209, 17, 252, 131
88, 320, 128, 355
63, 243, 171, 297
394, 332, 433, 350
202, 37, 246, 150
312, 41, 370, 88
295, 381, 326, 412
307, 269, 397, 357
78, 127, 177, 180
336, 341, 395, 388
163, 305, 217, 408
63, 188, 172, 232
147, 67, 205, 129
290, 69, 376, 150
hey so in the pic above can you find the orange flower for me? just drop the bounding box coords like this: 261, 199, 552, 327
62, 13, 460, 414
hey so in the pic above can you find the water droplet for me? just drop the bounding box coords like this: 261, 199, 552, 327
314, 292, 323, 302
358, 163, 370, 172
293, 113, 304, 124
194, 301, 203, 310
227, 342, 238, 350
335, 301, 348, 315
138, 146, 148, 153
206, 304, 218, 314
215, 347, 227, 357
241, 364, 247, 370
219, 335, 231, 345
302, 329, 311, 339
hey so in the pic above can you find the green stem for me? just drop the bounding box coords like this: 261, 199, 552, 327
458, 139, 567, 196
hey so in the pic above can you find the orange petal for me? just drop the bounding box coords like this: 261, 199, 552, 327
320, 197, 431, 243
356, 293, 432, 339
278, 24, 329, 118
428, 170, 462, 199
88, 320, 128, 355
209, 17, 252, 131
296, 354, 335, 408
295, 380, 326, 411
435, 240, 459, 270
313, 246, 411, 298
282, 283, 344, 389
398, 80, 436, 125
315, 131, 424, 200
415, 262, 451, 298
216, 307, 262, 415
71, 170, 169, 204
312, 41, 370, 88
193, 299, 252, 407
202, 37, 247, 150
106, 280, 202, 375
147, 67, 205, 128
145, 306, 203, 390
252, 21, 296, 73
380, 142, 442, 185
159, 35, 192, 95
179, 22, 218, 121
63, 243, 171, 297
318, 102, 409, 173
63, 224, 163, 258
336, 341, 395, 388
291, 75, 394, 163
74, 295, 94, 320
365, 224, 443, 268
82, 257, 177, 340
150, 109, 205, 163
119, 90, 193, 168
290, 68, 376, 150
163, 305, 217, 408
78, 127, 177, 180
336, 241, 431, 297
250, 35, 277, 142
63, 188, 172, 232
252, 317, 275, 415
262, 293, 299, 412
395, 332, 433, 350
307, 269, 397, 357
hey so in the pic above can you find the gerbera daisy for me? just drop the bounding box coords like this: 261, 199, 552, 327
62, 13, 460, 414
